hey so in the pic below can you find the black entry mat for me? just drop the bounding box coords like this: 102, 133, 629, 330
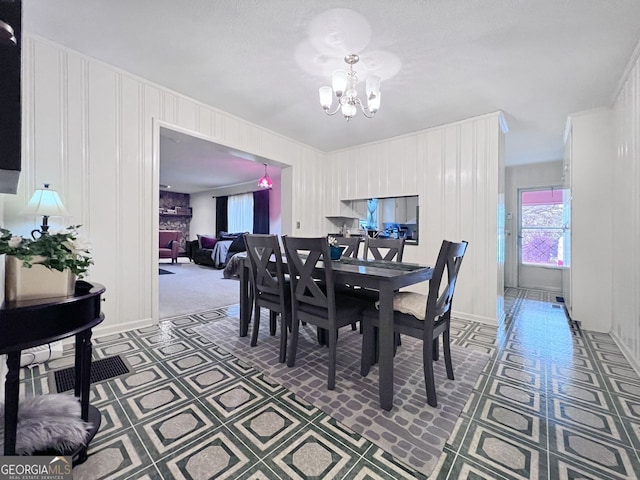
159, 268, 174, 275
49, 355, 132, 393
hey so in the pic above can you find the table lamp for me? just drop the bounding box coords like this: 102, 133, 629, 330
22, 183, 70, 238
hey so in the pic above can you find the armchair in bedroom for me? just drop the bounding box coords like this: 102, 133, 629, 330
159, 230, 180, 263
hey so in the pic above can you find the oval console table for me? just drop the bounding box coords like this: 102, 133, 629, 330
0, 281, 106, 464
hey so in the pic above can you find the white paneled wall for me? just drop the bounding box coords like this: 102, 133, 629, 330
6, 35, 506, 334
6, 36, 326, 335
612, 48, 640, 371
326, 114, 507, 324
564, 110, 614, 333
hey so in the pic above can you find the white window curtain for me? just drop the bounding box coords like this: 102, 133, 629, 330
227, 192, 254, 233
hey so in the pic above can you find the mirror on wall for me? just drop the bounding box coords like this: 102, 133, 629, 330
348, 195, 419, 244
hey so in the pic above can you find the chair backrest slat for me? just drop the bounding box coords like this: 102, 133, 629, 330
283, 236, 336, 314
244, 234, 286, 302
334, 236, 361, 258
363, 237, 405, 262
423, 240, 468, 338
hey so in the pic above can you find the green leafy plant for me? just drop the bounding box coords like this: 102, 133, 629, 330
0, 225, 93, 277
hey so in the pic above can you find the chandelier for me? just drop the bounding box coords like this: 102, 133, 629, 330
319, 54, 381, 121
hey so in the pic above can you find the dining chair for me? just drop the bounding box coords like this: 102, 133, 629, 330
348, 236, 405, 306
330, 236, 362, 330
334, 236, 361, 258
363, 237, 405, 262
360, 239, 468, 407
283, 236, 369, 390
244, 234, 290, 363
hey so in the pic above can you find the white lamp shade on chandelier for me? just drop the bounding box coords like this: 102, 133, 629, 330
319, 54, 381, 120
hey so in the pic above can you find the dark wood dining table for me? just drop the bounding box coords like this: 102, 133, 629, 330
238, 254, 433, 411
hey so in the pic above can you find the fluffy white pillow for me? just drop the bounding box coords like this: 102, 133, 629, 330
376, 291, 427, 320
0, 394, 92, 455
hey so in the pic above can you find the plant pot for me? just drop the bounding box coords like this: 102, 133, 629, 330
5, 256, 76, 301
330, 246, 345, 261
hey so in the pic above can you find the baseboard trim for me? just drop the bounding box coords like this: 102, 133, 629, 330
61, 317, 155, 344
610, 330, 640, 378
453, 311, 498, 326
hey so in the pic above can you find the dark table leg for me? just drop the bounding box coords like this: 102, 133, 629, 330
4, 352, 20, 455
378, 286, 394, 411
239, 262, 250, 337
74, 333, 82, 398
78, 331, 92, 421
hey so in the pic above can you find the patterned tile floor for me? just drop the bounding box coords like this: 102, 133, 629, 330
16, 289, 640, 479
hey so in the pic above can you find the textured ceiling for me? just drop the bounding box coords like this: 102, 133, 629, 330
23, 1, 640, 191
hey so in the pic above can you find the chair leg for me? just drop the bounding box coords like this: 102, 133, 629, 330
241, 284, 254, 337
287, 318, 300, 367
443, 327, 454, 380
327, 328, 338, 390
269, 311, 277, 336
317, 327, 327, 346
393, 332, 403, 356
279, 311, 289, 363
423, 337, 438, 407
351, 322, 357, 331
250, 304, 261, 347
361, 319, 376, 377
432, 338, 439, 361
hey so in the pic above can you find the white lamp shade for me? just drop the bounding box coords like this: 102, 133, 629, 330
332, 70, 347, 97
368, 91, 381, 113
22, 184, 70, 217
319, 86, 333, 108
366, 75, 381, 98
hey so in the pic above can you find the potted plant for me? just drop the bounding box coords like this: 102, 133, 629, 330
327, 236, 345, 261
0, 225, 93, 301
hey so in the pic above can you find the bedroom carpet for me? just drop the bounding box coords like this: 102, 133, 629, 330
194, 315, 490, 477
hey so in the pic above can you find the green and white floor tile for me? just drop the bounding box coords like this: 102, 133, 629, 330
15, 288, 640, 479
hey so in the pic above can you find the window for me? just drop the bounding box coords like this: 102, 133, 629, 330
520, 188, 565, 266
227, 193, 253, 233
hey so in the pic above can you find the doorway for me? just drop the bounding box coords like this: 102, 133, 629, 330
155, 123, 287, 321
517, 187, 567, 291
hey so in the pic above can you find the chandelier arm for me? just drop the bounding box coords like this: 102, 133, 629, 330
360, 108, 376, 119
354, 98, 376, 119
323, 105, 342, 116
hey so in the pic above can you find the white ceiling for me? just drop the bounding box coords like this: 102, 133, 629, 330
159, 127, 279, 193
24, 1, 640, 192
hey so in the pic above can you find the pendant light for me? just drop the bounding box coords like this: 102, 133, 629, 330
257, 164, 272, 189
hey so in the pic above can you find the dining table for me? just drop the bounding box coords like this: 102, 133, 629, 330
238, 253, 433, 411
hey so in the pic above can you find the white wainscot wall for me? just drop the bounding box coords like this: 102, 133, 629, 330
5, 35, 327, 335
612, 48, 640, 373
324, 113, 507, 324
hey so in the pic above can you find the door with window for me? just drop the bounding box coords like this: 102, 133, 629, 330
518, 187, 567, 291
